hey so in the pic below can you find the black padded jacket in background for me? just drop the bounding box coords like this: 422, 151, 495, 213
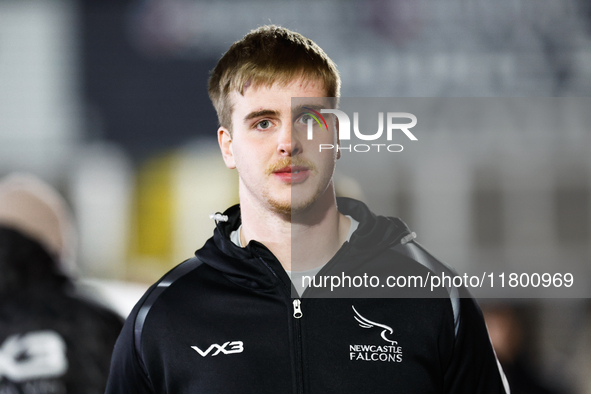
0, 226, 124, 394
106, 198, 510, 393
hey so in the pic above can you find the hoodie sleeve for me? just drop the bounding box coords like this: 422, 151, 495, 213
443, 296, 510, 394
105, 288, 156, 394
391, 240, 510, 393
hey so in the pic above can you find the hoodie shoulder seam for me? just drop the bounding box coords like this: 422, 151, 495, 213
390, 241, 461, 337
133, 256, 204, 378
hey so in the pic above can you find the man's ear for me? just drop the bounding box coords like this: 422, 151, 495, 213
218, 127, 236, 169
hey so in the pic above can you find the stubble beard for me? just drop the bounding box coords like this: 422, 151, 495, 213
262, 156, 327, 218
263, 181, 327, 219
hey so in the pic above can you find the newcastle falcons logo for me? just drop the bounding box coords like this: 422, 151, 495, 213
350, 306, 403, 362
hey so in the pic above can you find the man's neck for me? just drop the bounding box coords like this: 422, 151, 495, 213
239, 186, 350, 272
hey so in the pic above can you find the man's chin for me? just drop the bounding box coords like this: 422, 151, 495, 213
267, 198, 318, 218
268, 200, 292, 217
266, 184, 327, 217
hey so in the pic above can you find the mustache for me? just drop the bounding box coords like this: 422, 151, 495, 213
265, 157, 317, 175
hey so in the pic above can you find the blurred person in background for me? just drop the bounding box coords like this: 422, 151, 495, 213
107, 25, 509, 393
483, 304, 568, 394
0, 174, 123, 394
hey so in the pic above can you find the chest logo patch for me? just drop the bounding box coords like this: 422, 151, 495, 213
350, 306, 403, 363
191, 341, 244, 357
0, 330, 68, 382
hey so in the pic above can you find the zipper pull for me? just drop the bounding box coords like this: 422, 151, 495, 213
293, 299, 303, 319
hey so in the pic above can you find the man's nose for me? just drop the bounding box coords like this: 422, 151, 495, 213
277, 123, 302, 156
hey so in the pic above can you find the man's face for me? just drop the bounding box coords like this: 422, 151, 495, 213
218, 77, 338, 216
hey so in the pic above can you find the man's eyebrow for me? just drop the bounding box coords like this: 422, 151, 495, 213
292, 104, 327, 113
243, 109, 279, 122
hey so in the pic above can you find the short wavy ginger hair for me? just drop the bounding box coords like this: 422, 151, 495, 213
208, 25, 340, 131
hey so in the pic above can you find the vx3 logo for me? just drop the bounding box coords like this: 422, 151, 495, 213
191, 341, 244, 357
0, 330, 68, 382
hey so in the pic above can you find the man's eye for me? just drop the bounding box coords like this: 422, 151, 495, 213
257, 120, 272, 129
297, 114, 313, 125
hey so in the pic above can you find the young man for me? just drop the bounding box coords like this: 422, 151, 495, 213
106, 26, 509, 393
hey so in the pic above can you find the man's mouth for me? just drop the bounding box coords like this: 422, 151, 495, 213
273, 166, 310, 184
275, 166, 307, 174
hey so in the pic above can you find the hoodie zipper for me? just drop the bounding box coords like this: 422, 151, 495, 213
292, 299, 304, 394
293, 299, 303, 318
253, 249, 306, 394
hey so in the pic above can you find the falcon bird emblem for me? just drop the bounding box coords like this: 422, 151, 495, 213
352, 305, 397, 345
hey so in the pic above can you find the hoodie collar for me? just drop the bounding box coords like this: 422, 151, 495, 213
195, 204, 288, 291
194, 198, 411, 290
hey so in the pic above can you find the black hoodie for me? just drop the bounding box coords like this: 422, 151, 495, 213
106, 198, 509, 393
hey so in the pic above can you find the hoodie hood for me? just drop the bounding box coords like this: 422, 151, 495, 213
196, 203, 286, 291
337, 197, 411, 253
195, 197, 412, 291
